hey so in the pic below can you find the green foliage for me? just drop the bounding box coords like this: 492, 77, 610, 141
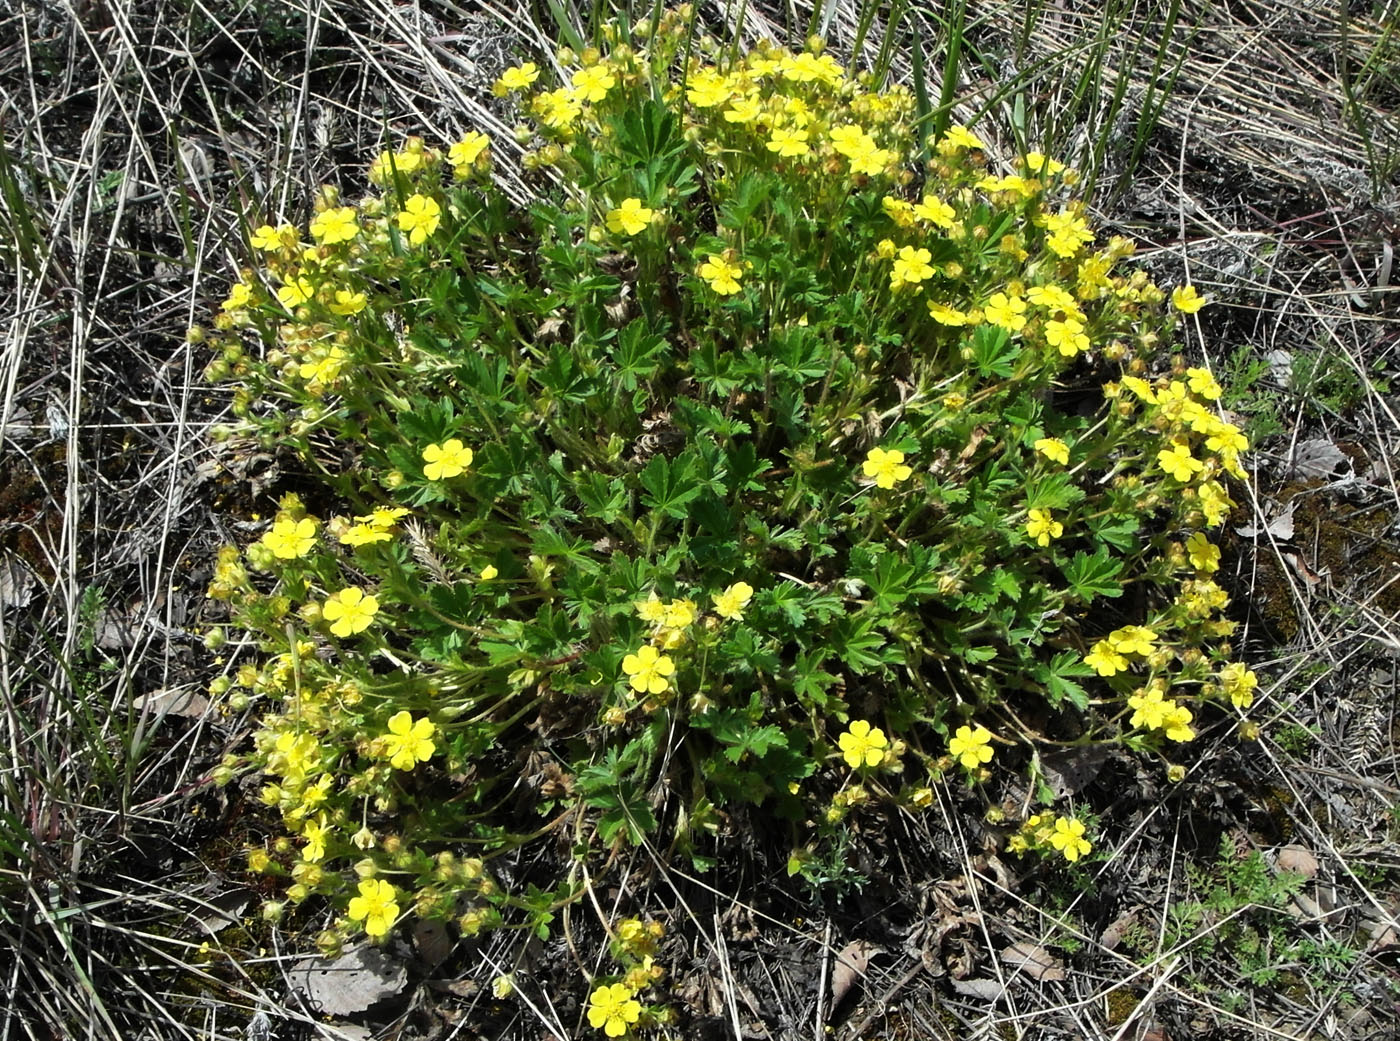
199, 12, 1257, 947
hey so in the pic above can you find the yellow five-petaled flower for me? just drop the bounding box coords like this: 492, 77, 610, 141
621, 644, 675, 695
1025, 508, 1063, 546
839, 719, 887, 769
347, 878, 399, 937
862, 447, 913, 489
381, 710, 437, 770
1049, 816, 1091, 862
422, 439, 473, 480
322, 586, 379, 637
948, 724, 994, 770
262, 517, 317, 559
396, 194, 441, 246
698, 255, 743, 295
605, 198, 654, 237
712, 581, 755, 621
586, 982, 642, 1038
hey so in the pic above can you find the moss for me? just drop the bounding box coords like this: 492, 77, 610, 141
1105, 987, 1141, 1026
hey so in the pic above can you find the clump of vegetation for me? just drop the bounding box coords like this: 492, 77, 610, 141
199, 7, 1256, 962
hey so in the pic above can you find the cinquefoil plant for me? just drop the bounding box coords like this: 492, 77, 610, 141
202, 8, 1256, 949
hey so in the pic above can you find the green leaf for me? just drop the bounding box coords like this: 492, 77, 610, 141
1032, 651, 1094, 711
1062, 548, 1124, 602
968, 323, 1020, 378
638, 453, 701, 519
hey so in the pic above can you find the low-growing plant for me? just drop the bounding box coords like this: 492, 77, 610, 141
200, 7, 1258, 955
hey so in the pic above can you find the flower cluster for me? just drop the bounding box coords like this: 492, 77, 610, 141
202, 11, 1255, 945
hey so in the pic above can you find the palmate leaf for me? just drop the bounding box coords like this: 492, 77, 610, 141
1032, 651, 1095, 711
1062, 547, 1123, 602
638, 452, 702, 518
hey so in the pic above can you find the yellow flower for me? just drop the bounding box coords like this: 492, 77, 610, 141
340, 523, 392, 547
634, 594, 668, 624
936, 124, 984, 154
1026, 284, 1082, 319
495, 62, 540, 93
913, 194, 955, 228
1049, 816, 1091, 862
723, 94, 764, 124
369, 147, 423, 184
1161, 703, 1196, 742
1025, 508, 1063, 547
1085, 639, 1128, 677
1128, 687, 1170, 729
347, 878, 399, 937
1034, 437, 1070, 465
479, 564, 498, 581
1120, 376, 1157, 404
328, 289, 367, 316
533, 87, 583, 128
250, 223, 297, 251
572, 65, 616, 103
222, 281, 254, 313
1185, 366, 1222, 400
927, 300, 971, 326
262, 517, 317, 559
1157, 441, 1204, 483
448, 131, 490, 176
984, 292, 1027, 332
1108, 625, 1157, 657
422, 439, 473, 480
322, 586, 379, 637
309, 206, 359, 245
396, 194, 441, 246
1172, 285, 1206, 313
621, 644, 675, 695
839, 719, 888, 769
277, 276, 315, 309
685, 69, 732, 108
1024, 152, 1066, 176
1045, 316, 1089, 357
1185, 532, 1220, 573
381, 710, 437, 770
698, 255, 743, 295
298, 346, 348, 389
890, 246, 935, 289
1198, 480, 1233, 526
662, 598, 697, 630
948, 724, 994, 770
767, 126, 811, 157
1219, 662, 1259, 709
605, 198, 654, 236
586, 982, 641, 1038
301, 815, 330, 863
862, 447, 914, 489
712, 581, 755, 621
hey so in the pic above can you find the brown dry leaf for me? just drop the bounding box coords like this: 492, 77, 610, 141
829, 940, 877, 1009
999, 941, 1066, 982
291, 946, 407, 1016
950, 977, 1006, 1002
1041, 744, 1111, 798
1099, 911, 1139, 951
134, 687, 210, 720
1275, 844, 1319, 879
413, 918, 453, 968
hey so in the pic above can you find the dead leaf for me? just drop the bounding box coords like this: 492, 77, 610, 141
1288, 439, 1350, 480
950, 977, 1006, 1002
0, 554, 36, 611
134, 687, 210, 720
1041, 744, 1111, 798
999, 941, 1066, 982
413, 918, 453, 969
291, 946, 408, 1016
829, 940, 877, 1009
1275, 844, 1319, 879
1235, 499, 1295, 540
1099, 911, 1138, 951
